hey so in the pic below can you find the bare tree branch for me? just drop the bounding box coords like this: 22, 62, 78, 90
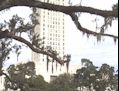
0, 0, 118, 18
0, 0, 118, 39
69, 13, 118, 39
0, 31, 65, 64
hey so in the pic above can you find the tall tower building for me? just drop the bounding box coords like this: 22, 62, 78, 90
32, 0, 67, 82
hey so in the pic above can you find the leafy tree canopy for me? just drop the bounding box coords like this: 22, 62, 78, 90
74, 59, 118, 91
5, 61, 49, 91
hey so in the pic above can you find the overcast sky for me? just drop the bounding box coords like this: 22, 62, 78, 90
0, 0, 118, 69
66, 0, 118, 68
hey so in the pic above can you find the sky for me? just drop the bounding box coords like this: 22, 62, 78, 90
66, 0, 118, 68
0, 0, 118, 70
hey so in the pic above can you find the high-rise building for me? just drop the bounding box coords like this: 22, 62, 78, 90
32, 0, 67, 82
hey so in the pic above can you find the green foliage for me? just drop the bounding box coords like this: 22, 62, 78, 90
74, 59, 118, 91
74, 59, 97, 90
0, 14, 35, 71
4, 61, 50, 91
27, 75, 49, 91
48, 73, 75, 91
4, 58, 118, 91
96, 64, 118, 90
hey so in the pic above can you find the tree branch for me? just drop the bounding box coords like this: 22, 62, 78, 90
0, 31, 64, 64
0, 70, 13, 85
69, 13, 118, 39
0, 0, 118, 39
2, 72, 12, 82
0, 0, 118, 18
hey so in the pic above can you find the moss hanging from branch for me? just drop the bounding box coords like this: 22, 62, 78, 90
66, 55, 71, 73
56, 61, 58, 71
60, 65, 62, 72
52, 58, 54, 73
46, 55, 49, 72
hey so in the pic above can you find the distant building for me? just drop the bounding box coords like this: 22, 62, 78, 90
32, 0, 68, 82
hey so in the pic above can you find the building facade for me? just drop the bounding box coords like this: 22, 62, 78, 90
32, 0, 67, 82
